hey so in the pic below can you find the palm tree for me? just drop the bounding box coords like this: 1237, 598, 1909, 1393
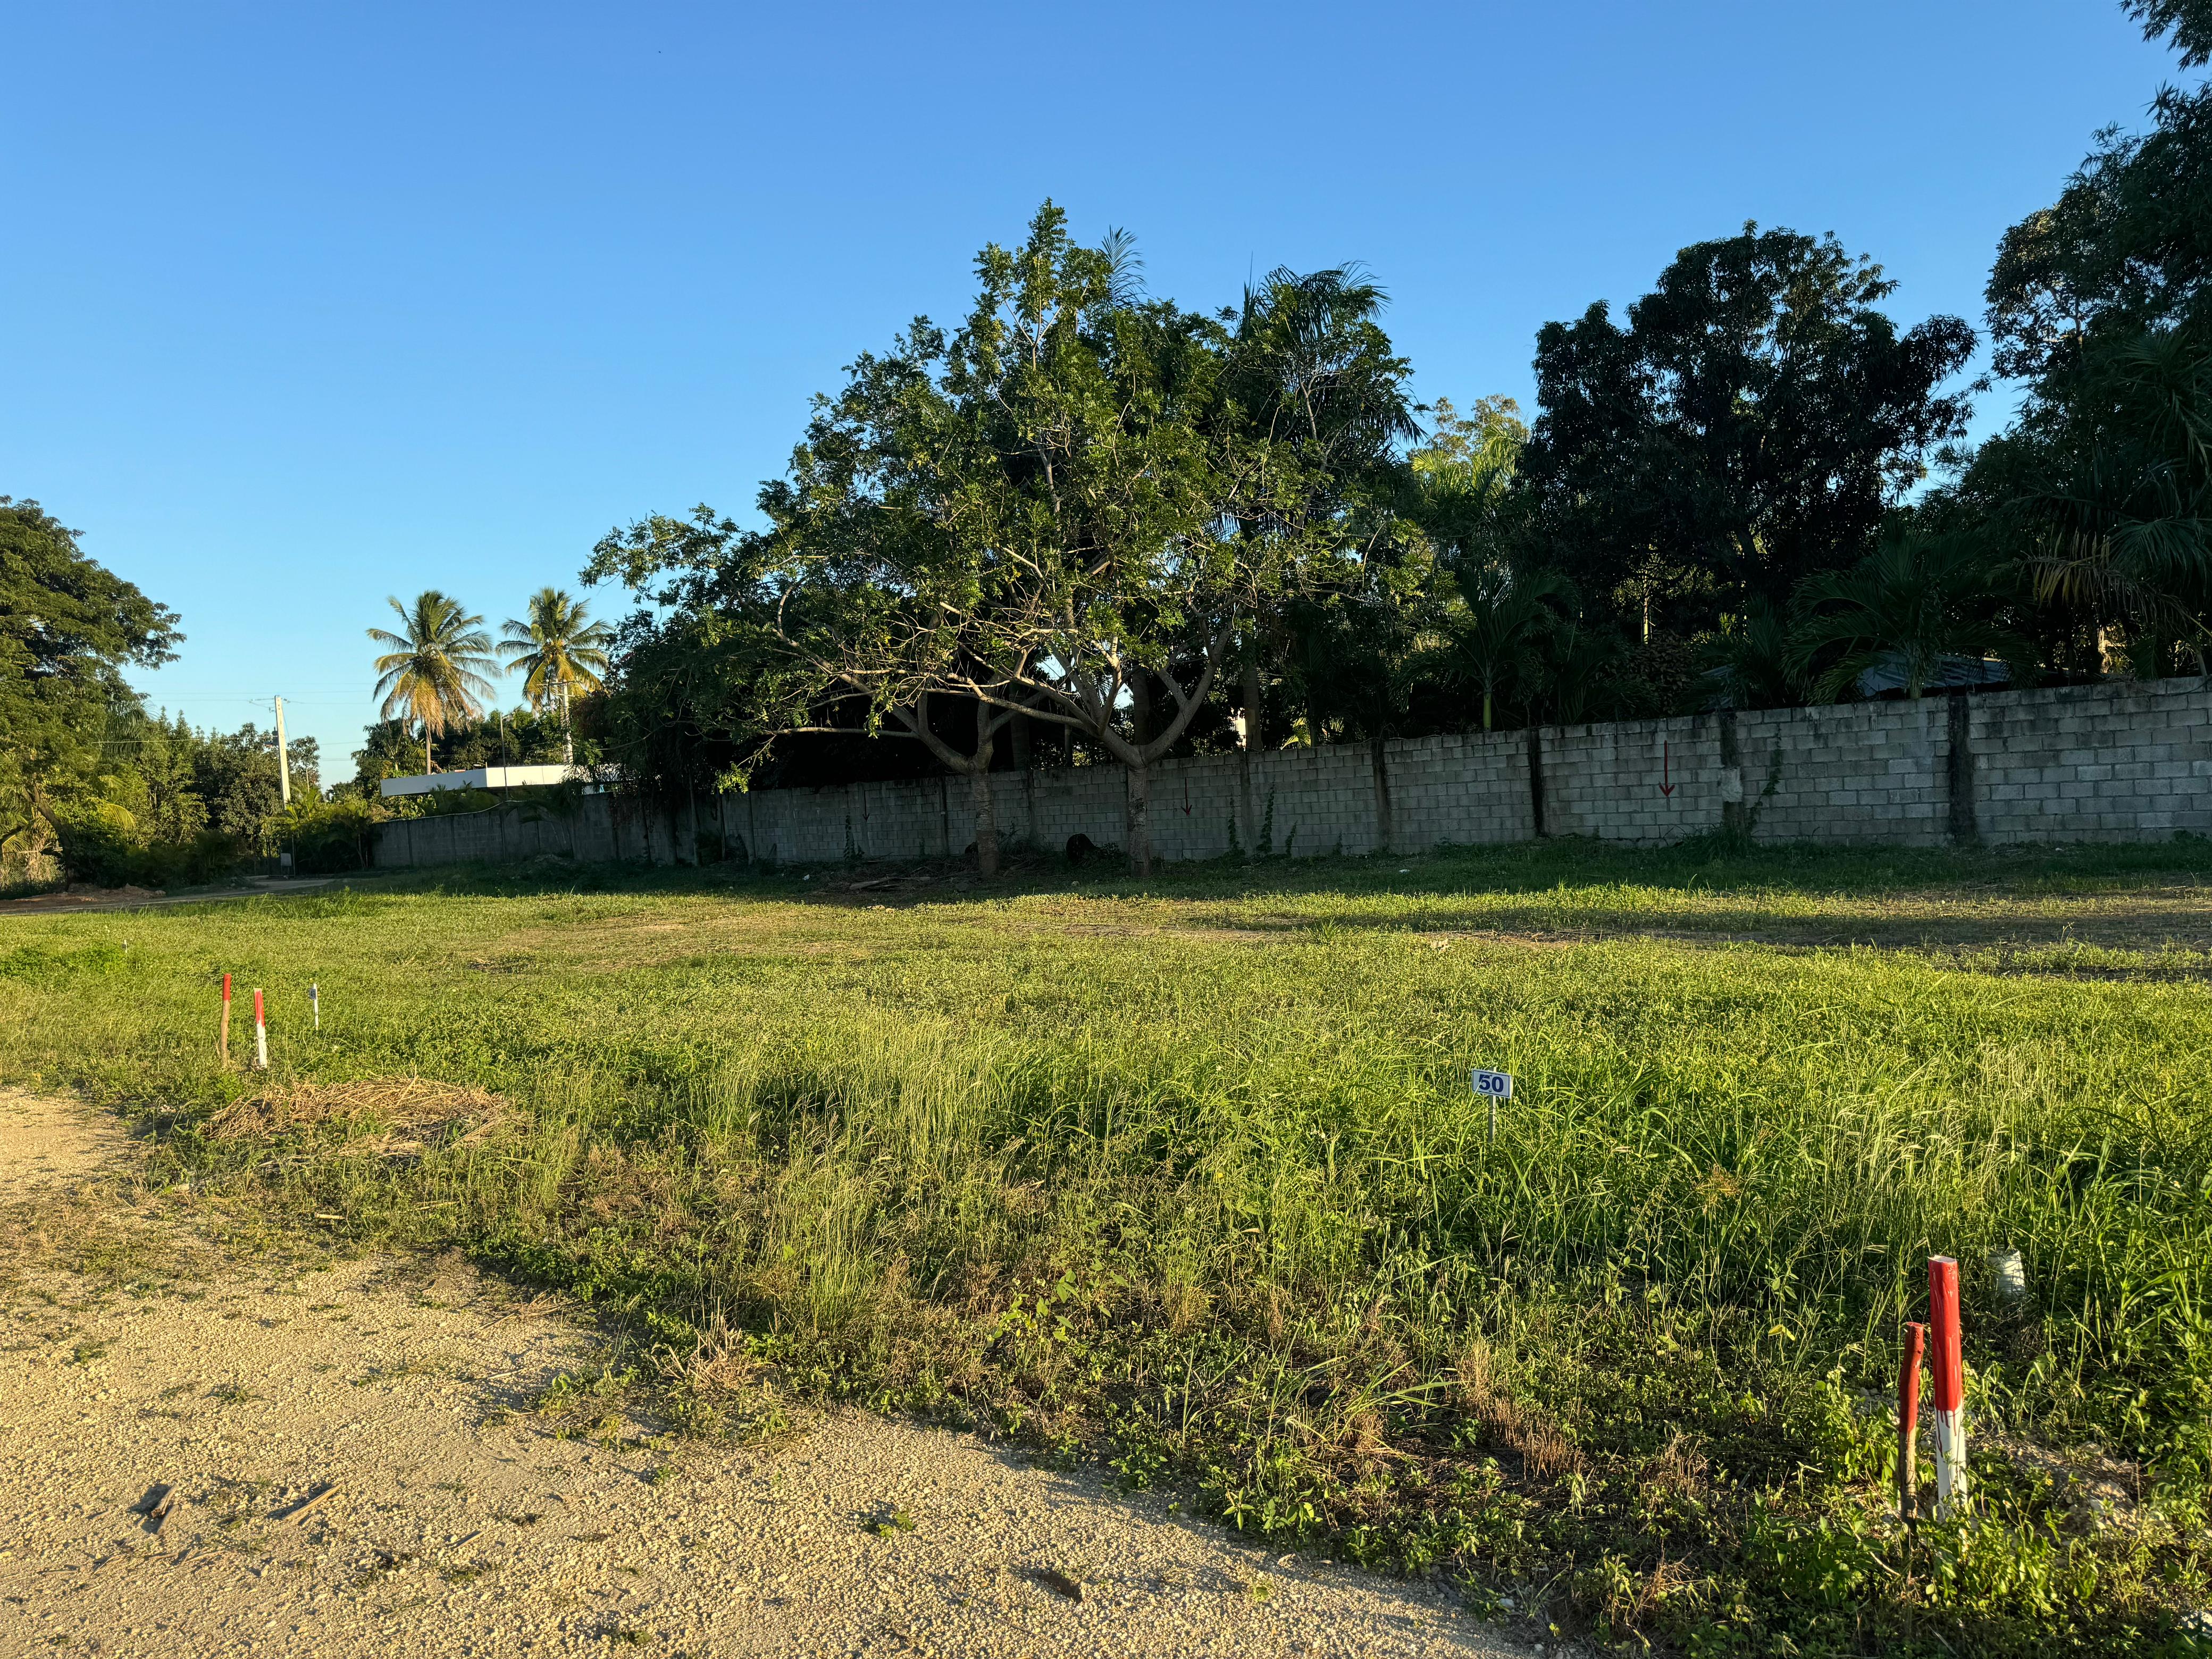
367, 592, 497, 774
499, 588, 613, 763
1452, 563, 1566, 730
1699, 599, 1803, 710
1791, 527, 2031, 701
2023, 329, 2212, 676
1539, 618, 1624, 725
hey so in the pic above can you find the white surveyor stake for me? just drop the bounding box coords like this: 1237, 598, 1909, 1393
253, 988, 269, 1071
1897, 1320, 1926, 1522
1929, 1256, 1967, 1518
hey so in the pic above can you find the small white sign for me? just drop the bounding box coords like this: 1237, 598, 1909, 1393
1471, 1068, 1514, 1100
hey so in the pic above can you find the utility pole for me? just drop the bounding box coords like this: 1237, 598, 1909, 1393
273, 696, 291, 807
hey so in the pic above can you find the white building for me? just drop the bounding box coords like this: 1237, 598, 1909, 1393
378, 765, 607, 798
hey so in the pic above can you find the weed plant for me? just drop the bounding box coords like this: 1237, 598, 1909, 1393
2, 837, 2209, 1654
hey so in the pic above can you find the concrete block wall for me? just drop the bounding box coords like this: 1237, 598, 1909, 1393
1146, 750, 1247, 861
1735, 698, 1953, 846
1011, 764, 1129, 859
730, 776, 961, 865
371, 793, 672, 868
1543, 715, 1724, 844
368, 677, 2212, 870
1972, 679, 2212, 841
1244, 741, 1381, 856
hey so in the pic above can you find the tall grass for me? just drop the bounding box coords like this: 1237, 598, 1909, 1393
1, 842, 2208, 1653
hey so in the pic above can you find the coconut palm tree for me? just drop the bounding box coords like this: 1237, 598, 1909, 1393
499, 588, 613, 763
367, 592, 498, 774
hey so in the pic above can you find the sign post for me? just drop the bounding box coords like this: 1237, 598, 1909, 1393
1472, 1068, 1513, 1145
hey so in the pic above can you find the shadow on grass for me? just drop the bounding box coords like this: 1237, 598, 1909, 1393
337, 832, 2212, 921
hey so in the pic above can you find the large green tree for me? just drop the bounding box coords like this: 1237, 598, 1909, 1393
0, 498, 179, 875
1989, 3, 2212, 383
597, 205, 1370, 876
1520, 227, 1977, 643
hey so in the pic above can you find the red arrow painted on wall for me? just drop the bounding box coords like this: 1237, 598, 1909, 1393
1660, 742, 1675, 798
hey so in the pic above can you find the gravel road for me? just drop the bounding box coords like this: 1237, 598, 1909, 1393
0, 1095, 1546, 1657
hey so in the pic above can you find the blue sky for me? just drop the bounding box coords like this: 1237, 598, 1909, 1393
1, 2, 2184, 775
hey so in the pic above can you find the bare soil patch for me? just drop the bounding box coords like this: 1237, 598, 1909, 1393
0, 876, 348, 916
0, 1088, 130, 1197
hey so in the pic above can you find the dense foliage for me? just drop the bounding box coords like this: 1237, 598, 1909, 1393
0, 498, 181, 886
45, 713, 325, 886
1520, 225, 1976, 634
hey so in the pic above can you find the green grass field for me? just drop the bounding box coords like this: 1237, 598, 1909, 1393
5, 837, 2210, 1655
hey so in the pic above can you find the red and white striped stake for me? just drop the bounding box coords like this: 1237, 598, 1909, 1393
1929, 1257, 1967, 1518
252, 988, 269, 1071
1897, 1321, 1926, 1521
219, 974, 232, 1066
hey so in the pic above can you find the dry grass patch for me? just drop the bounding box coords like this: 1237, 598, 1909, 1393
207, 1078, 508, 1156
1455, 1337, 1587, 1485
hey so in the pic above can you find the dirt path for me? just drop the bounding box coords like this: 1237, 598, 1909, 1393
0, 1089, 132, 1195
0, 876, 353, 916
0, 1098, 1538, 1658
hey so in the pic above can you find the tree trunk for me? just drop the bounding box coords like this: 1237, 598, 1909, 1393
1010, 710, 1035, 850
563, 683, 575, 765
1126, 761, 1153, 877
970, 697, 1000, 876
969, 765, 1000, 875
425, 727, 434, 774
